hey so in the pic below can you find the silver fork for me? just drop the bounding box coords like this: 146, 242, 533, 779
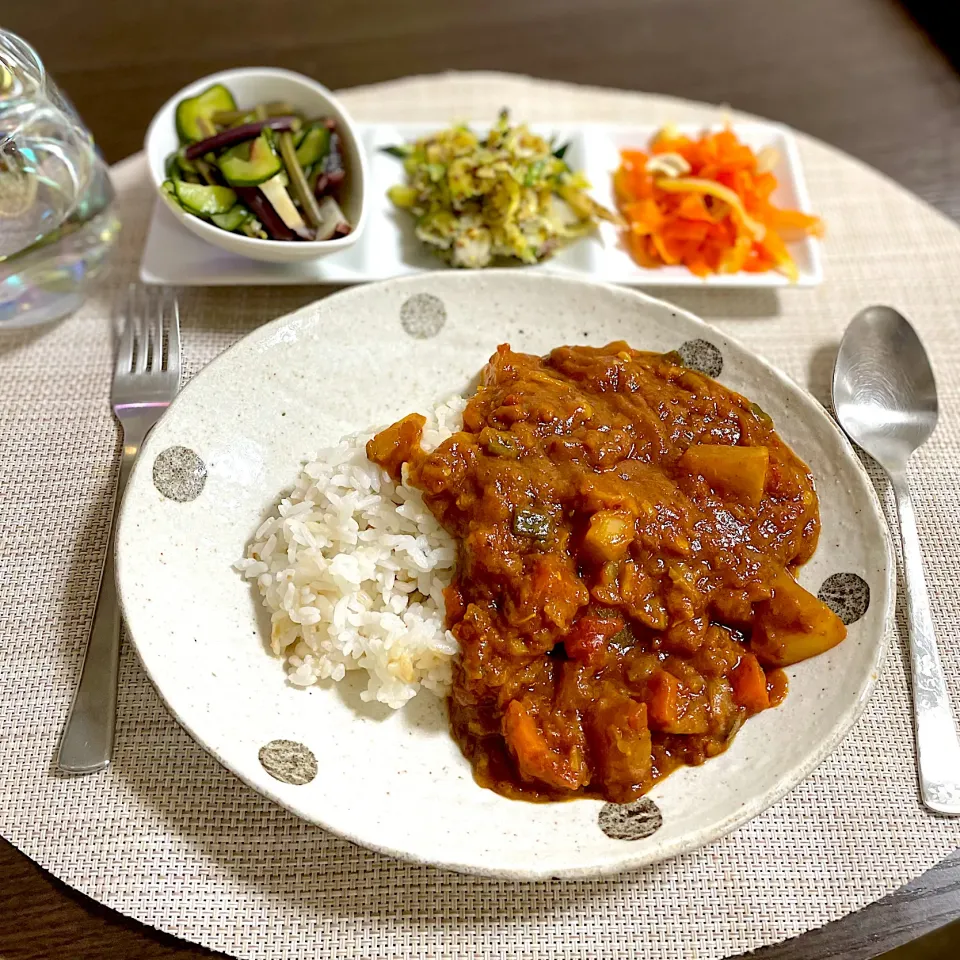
58, 285, 181, 774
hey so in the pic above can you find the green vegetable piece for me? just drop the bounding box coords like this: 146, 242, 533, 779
174, 156, 197, 183
380, 144, 409, 159
296, 125, 331, 168
513, 508, 552, 540
175, 150, 198, 176
212, 102, 293, 126
241, 219, 267, 239
194, 157, 219, 186
210, 108, 254, 127
210, 206, 251, 232
175, 83, 237, 144
387, 184, 418, 208
524, 160, 545, 187
278, 130, 326, 230
553, 142, 570, 160
172, 180, 237, 217
749, 401, 773, 426
484, 430, 520, 457
217, 133, 283, 187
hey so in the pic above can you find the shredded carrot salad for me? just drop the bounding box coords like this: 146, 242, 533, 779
614, 127, 823, 280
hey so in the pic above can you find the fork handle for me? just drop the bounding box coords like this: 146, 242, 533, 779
57, 434, 140, 774
891, 468, 960, 815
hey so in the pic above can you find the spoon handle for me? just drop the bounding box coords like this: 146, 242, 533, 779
891, 469, 960, 815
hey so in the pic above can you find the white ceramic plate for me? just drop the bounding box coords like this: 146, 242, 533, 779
140, 122, 822, 287
115, 273, 890, 879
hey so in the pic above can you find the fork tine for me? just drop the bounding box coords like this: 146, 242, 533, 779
132, 284, 148, 375
164, 288, 182, 384
115, 283, 136, 377
146, 288, 164, 373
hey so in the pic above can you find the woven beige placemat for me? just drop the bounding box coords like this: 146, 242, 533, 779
2, 71, 960, 960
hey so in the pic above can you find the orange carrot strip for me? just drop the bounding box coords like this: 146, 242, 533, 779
614, 125, 822, 280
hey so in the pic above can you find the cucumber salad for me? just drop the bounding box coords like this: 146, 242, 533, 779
162, 83, 350, 241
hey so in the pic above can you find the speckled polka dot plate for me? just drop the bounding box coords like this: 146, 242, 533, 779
115, 272, 894, 879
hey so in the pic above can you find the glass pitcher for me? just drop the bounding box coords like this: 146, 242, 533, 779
0, 30, 120, 328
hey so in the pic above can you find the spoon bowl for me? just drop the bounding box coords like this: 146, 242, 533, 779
833, 304, 938, 470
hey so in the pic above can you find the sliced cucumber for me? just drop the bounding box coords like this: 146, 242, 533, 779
217, 132, 283, 187
173, 180, 237, 216
210, 205, 252, 232
164, 153, 179, 180
296, 124, 331, 168
161, 179, 177, 200
175, 83, 237, 143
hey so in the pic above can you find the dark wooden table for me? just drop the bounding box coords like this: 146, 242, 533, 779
2, 1, 960, 958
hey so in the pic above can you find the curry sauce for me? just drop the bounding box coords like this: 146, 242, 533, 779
368, 343, 846, 802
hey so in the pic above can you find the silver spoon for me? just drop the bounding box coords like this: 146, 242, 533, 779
833, 304, 960, 815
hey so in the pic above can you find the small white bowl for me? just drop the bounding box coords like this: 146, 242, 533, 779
144, 67, 367, 263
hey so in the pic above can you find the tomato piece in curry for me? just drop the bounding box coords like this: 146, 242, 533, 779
367, 343, 846, 803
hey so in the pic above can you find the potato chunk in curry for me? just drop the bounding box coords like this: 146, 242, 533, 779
368, 343, 845, 802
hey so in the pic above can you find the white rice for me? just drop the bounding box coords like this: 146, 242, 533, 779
235, 397, 466, 709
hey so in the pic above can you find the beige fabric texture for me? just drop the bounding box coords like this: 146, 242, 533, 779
2, 72, 960, 960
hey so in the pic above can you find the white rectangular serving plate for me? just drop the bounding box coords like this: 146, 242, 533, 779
140, 121, 822, 288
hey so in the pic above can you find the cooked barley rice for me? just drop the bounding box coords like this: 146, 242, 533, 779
236, 397, 466, 708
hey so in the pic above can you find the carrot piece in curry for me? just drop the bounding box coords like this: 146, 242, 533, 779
730, 652, 771, 713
